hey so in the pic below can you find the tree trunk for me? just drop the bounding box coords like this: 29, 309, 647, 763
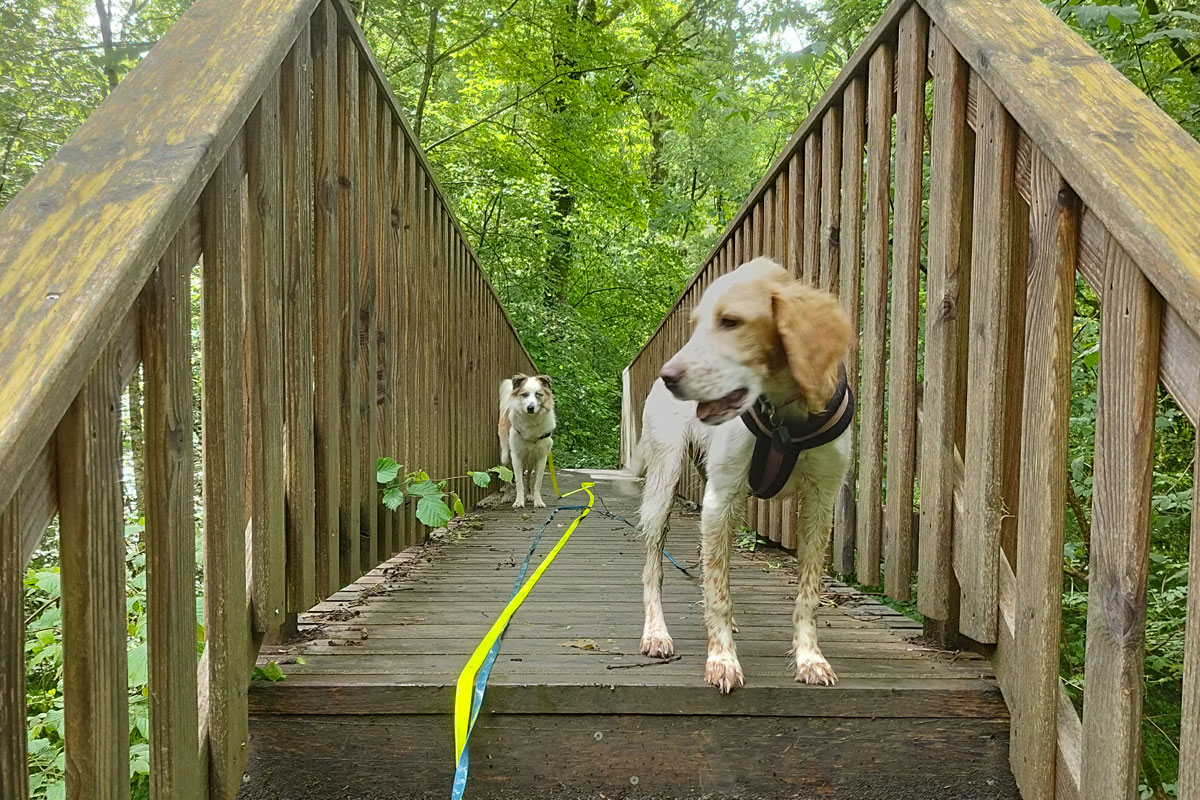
414, 1, 441, 140
93, 0, 120, 94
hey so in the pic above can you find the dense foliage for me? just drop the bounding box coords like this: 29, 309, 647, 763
3, 0, 1199, 797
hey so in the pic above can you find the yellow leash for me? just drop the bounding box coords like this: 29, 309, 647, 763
452, 477, 594, 777
547, 450, 563, 498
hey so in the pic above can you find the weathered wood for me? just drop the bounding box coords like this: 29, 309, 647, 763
788, 153, 803, 277
0, 0, 320, 514
820, 108, 842, 296
1179, 440, 1200, 800
377, 101, 395, 560
246, 72, 287, 632
917, 28, 967, 622
58, 344, 129, 800
919, 0, 1200, 338
857, 43, 894, 588
957, 82, 1017, 644
0, 498, 27, 800
200, 148, 252, 798
832, 76, 865, 575
883, 7, 926, 602
311, 0, 342, 596
803, 133, 821, 284
358, 68, 379, 572
142, 234, 203, 800
1080, 237, 1161, 800
337, 32, 362, 584
282, 24, 318, 612
1010, 149, 1078, 799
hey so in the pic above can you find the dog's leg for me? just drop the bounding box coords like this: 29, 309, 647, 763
638, 442, 682, 658
499, 429, 510, 467
791, 482, 839, 686
700, 482, 745, 693
530, 447, 549, 508
510, 438, 527, 509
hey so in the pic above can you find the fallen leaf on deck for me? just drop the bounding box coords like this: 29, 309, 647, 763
563, 638, 598, 651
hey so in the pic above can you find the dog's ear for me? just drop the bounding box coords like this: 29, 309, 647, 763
771, 283, 851, 412
535, 374, 553, 391
511, 373, 528, 391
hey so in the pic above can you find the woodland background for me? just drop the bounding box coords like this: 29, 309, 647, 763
3, 0, 1199, 796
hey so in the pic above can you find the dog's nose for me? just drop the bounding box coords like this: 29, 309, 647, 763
660, 363, 684, 391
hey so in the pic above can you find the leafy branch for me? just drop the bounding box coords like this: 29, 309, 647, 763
376, 457, 513, 527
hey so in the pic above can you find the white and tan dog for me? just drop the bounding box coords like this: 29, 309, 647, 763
498, 374, 556, 509
637, 257, 852, 692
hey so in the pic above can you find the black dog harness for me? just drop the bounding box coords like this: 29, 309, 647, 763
740, 367, 855, 499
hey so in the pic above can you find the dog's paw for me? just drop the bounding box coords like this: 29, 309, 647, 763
532, 497, 546, 509
640, 628, 675, 658
704, 653, 745, 693
794, 654, 838, 686
512, 498, 526, 509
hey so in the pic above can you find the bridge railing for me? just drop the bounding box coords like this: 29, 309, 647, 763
622, 0, 1200, 798
0, 0, 532, 797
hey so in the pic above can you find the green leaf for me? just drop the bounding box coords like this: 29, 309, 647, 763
452, 494, 465, 517
382, 486, 405, 511
34, 570, 60, 596
1137, 28, 1200, 44
469, 470, 492, 488
253, 661, 287, 682
127, 643, 148, 687
407, 479, 440, 498
129, 743, 151, 776
416, 495, 454, 528
492, 465, 514, 484
377, 457, 401, 484
45, 781, 66, 800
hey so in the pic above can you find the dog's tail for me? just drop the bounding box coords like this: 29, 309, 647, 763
498, 378, 512, 414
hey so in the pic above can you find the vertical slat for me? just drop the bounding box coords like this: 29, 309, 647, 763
376, 100, 394, 561
200, 147, 250, 797
1080, 237, 1161, 800
803, 133, 821, 284
787, 153, 803, 277
402, 139, 418, 546
776, 171, 789, 266
1179, 445, 1200, 800
882, 7, 927, 602
59, 345, 129, 800
311, 1, 341, 595
1, 497, 28, 800
820, 107, 842, 296
857, 43, 894, 587
337, 32, 361, 583
763, 187, 776, 258
143, 234, 202, 800
958, 81, 1017, 643
358, 68, 378, 571
833, 75, 865, 575
282, 24, 316, 610
917, 28, 968, 621
752, 200, 764, 257
390, 128, 406, 550
1011, 148, 1079, 799
246, 72, 286, 631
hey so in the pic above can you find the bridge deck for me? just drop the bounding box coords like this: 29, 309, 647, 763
244, 471, 1016, 799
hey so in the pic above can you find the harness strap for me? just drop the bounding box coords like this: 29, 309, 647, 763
741, 367, 855, 499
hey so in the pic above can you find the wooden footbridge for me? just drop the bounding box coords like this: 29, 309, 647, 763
2, 0, 1200, 798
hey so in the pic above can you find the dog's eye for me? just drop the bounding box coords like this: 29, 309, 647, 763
718, 316, 741, 329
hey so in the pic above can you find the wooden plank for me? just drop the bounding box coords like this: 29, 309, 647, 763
787, 153, 802, 277
58, 344, 129, 799
311, 0, 341, 596
918, 0, 1200, 338
337, 32, 362, 585
200, 147, 251, 797
763, 187, 776, 259
882, 7, 927, 602
916, 28, 967, 622
282, 23, 317, 612
358, 68, 379, 572
246, 72, 287, 631
1179, 440, 1200, 800
803, 133, 821, 284
1010, 148, 1078, 798
819, 108, 842, 295
1080, 237, 1161, 800
0, 497, 27, 800
0, 0, 320, 513
377, 101, 395, 560
142, 235, 203, 800
856, 43, 894, 588
957, 82, 1017, 643
832, 76, 865, 575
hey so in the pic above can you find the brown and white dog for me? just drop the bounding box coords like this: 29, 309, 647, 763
498, 374, 556, 509
637, 257, 853, 692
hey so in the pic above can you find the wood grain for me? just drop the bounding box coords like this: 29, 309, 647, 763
820, 108, 842, 295
337, 33, 361, 585
1080, 236, 1161, 800
1179, 441, 1200, 800
857, 43, 894, 588
957, 82, 1017, 644
788, 153, 803, 277
916, 27, 967, 622
142, 235, 203, 800
1011, 149, 1078, 799
58, 344, 129, 800
358, 68, 379, 572
803, 133, 821, 284
883, 6, 927, 602
0, 498, 27, 800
